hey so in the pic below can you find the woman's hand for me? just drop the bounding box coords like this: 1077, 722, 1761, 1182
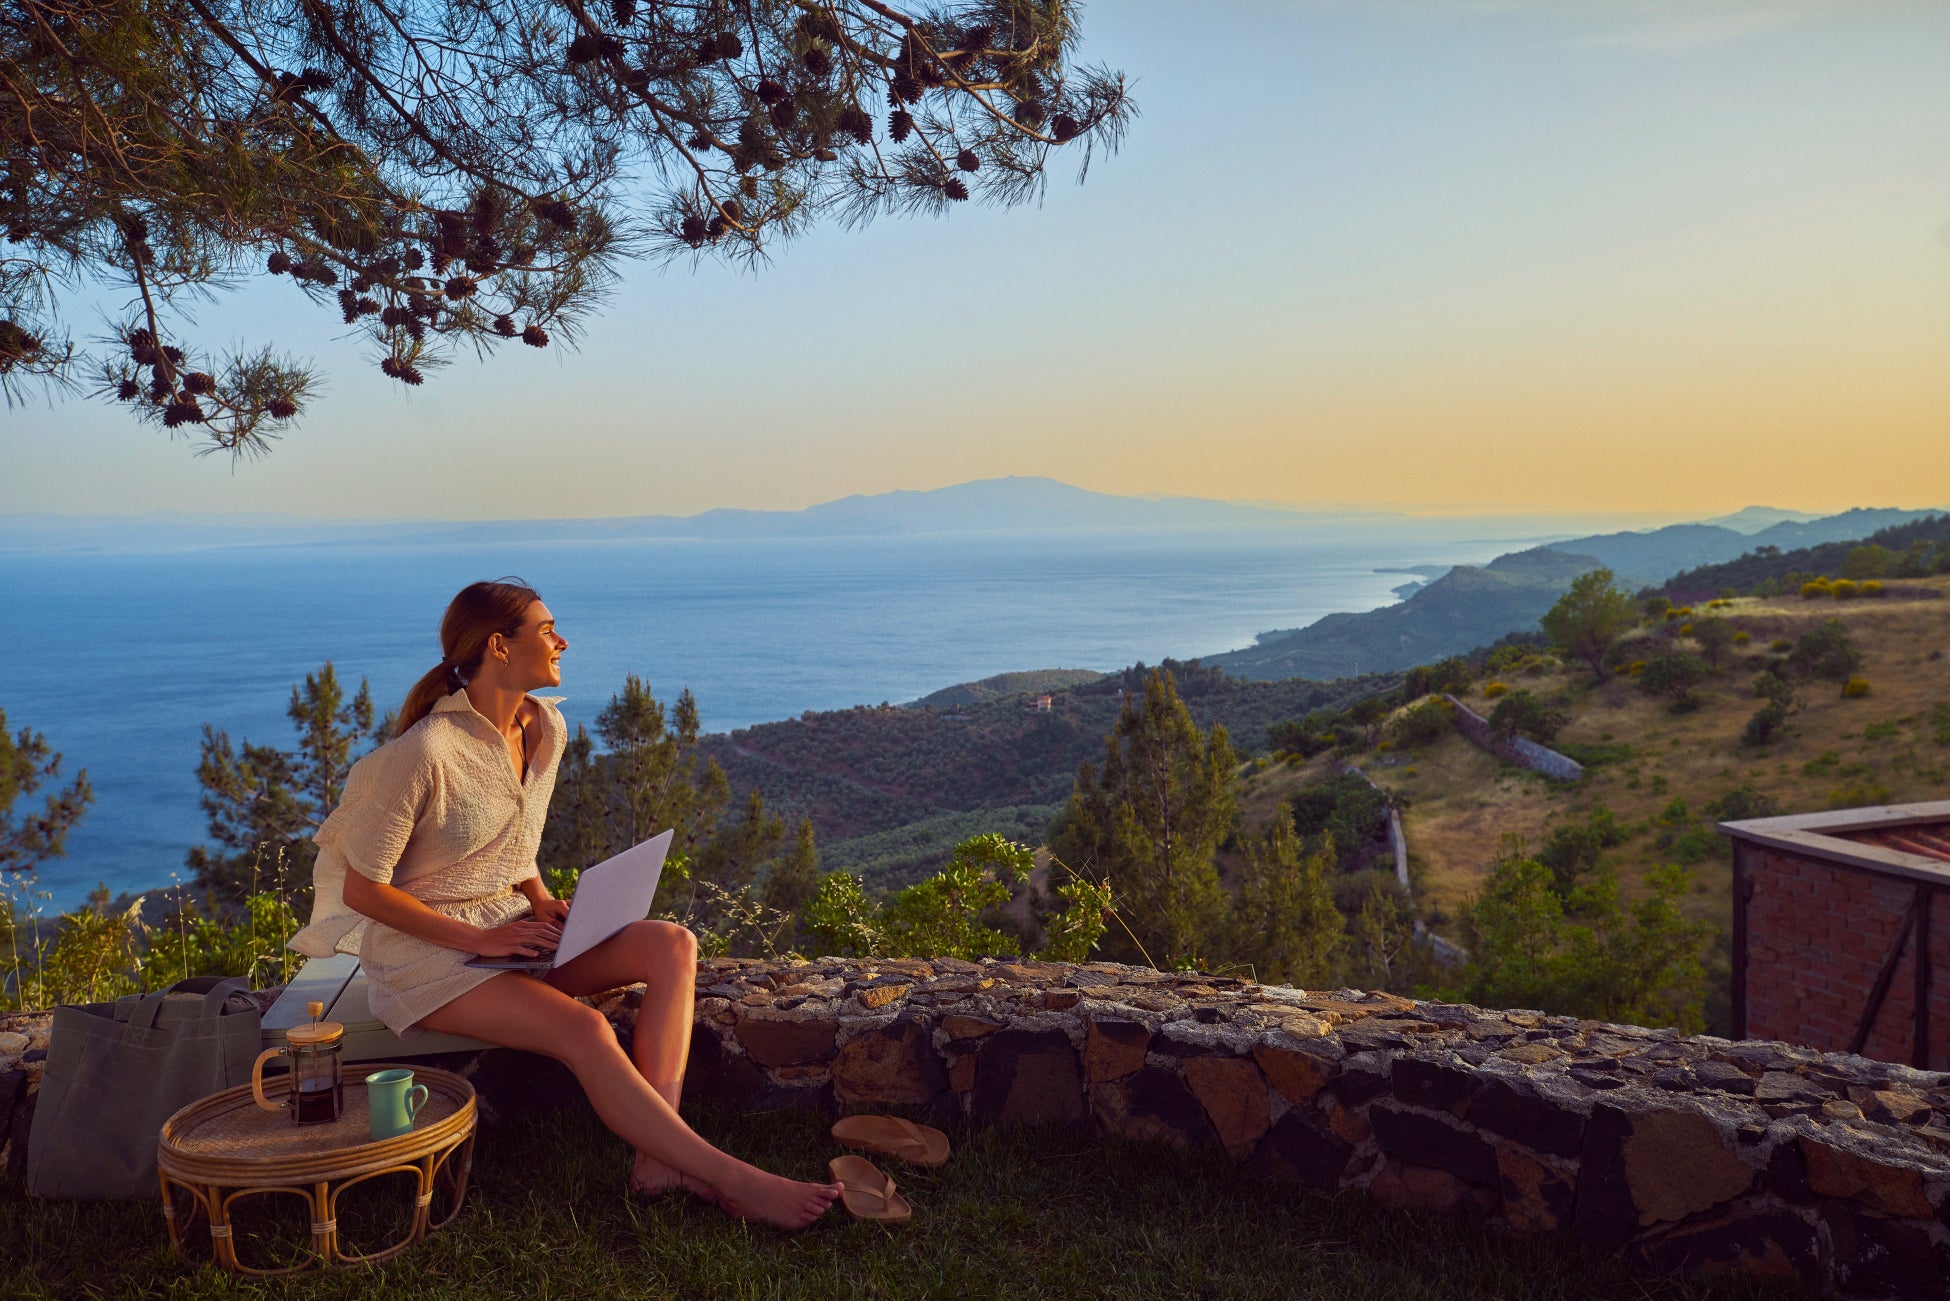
474, 917, 563, 958
530, 896, 571, 927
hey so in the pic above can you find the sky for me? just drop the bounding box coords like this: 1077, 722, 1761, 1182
5, 0, 1949, 521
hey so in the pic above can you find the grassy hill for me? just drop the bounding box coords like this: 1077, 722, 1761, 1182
911, 669, 1106, 709
1234, 578, 1950, 1028
1207, 548, 1599, 680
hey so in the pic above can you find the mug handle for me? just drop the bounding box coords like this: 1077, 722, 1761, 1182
405, 1084, 429, 1119
250, 1047, 286, 1112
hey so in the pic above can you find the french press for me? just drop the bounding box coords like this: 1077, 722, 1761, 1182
250, 1000, 345, 1124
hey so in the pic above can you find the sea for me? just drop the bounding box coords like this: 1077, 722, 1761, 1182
1, 529, 1503, 910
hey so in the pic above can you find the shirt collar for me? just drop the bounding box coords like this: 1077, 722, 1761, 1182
432, 688, 567, 717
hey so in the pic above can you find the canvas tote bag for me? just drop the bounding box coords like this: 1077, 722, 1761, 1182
27, 974, 262, 1200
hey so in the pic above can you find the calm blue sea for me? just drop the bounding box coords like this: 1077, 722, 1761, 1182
1, 530, 1494, 909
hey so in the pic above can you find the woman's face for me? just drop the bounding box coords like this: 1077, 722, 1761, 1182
493, 601, 568, 689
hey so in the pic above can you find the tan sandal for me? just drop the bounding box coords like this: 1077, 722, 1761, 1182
829, 1115, 951, 1167
827, 1155, 912, 1224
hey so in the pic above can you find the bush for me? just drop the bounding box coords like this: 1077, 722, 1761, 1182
1400, 657, 1472, 699
1861, 580, 1884, 597
1752, 671, 1795, 705
1704, 785, 1780, 822
1743, 702, 1792, 747
1385, 698, 1453, 749
1842, 676, 1871, 698
1642, 595, 1671, 619
1831, 579, 1859, 600
1788, 619, 1862, 681
1732, 630, 1751, 645
1769, 638, 1793, 652
1801, 581, 1830, 599
1482, 682, 1510, 699
1488, 690, 1568, 744
1638, 652, 1709, 705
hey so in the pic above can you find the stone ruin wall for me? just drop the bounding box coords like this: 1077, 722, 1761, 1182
6, 957, 1950, 1297
1443, 694, 1586, 782
1744, 846, 1950, 1072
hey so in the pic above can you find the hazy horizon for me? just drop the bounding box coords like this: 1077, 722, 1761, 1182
7, 1, 1949, 519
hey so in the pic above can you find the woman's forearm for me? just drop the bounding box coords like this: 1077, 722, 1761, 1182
515, 874, 553, 906
341, 872, 486, 952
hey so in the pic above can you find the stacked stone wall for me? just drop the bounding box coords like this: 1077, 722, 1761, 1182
1443, 695, 1585, 781
1746, 848, 1950, 1071
7, 961, 1949, 1296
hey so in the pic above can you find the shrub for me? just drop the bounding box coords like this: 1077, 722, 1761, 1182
1400, 657, 1473, 699
1842, 676, 1871, 698
1706, 598, 1732, 609
1385, 698, 1453, 749
1638, 652, 1709, 708
1829, 781, 1893, 809
1704, 785, 1780, 822
1752, 671, 1795, 705
1677, 622, 1693, 635
1642, 595, 1671, 620
1841, 544, 1893, 581
1488, 690, 1568, 744
1626, 660, 1647, 676
1831, 580, 1859, 600
1743, 702, 1792, 747
1483, 682, 1510, 699
1787, 619, 1862, 682
1800, 581, 1830, 599
1769, 638, 1793, 652
1861, 580, 1884, 597
1732, 631, 1751, 645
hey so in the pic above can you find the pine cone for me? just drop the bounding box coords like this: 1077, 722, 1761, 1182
116, 378, 141, 401
444, 276, 477, 300
297, 68, 331, 91
267, 398, 298, 420
717, 32, 742, 58
889, 109, 914, 143
492, 315, 518, 337
757, 78, 787, 104
566, 33, 602, 65
267, 250, 292, 275
380, 305, 407, 328
163, 345, 184, 364
956, 149, 979, 172
356, 297, 379, 316
680, 213, 708, 245
399, 363, 424, 385
839, 105, 873, 144
1052, 113, 1080, 142
162, 399, 205, 427
381, 356, 405, 378
961, 24, 994, 50
522, 324, 549, 348
803, 47, 832, 78
183, 372, 216, 395
406, 319, 427, 342
942, 177, 969, 201
891, 72, 921, 103
695, 34, 721, 61
769, 101, 796, 132
609, 0, 634, 25
1013, 99, 1045, 127
740, 175, 759, 199
404, 249, 426, 271
338, 289, 359, 312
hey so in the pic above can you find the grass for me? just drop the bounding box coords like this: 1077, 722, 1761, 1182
2, 1104, 1790, 1300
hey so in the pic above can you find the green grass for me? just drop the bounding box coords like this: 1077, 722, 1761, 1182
3, 1105, 1792, 1300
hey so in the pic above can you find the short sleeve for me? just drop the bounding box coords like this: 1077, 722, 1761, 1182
314, 735, 433, 885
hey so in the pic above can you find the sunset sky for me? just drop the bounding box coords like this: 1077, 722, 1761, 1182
6, 0, 1948, 521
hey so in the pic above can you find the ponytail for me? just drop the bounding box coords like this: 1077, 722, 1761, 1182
394, 578, 541, 738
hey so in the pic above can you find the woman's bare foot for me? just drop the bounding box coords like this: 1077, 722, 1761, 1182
630, 1150, 717, 1202
712, 1163, 841, 1230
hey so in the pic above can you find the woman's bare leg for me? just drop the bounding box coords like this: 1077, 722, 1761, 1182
545, 920, 699, 1194
418, 972, 838, 1229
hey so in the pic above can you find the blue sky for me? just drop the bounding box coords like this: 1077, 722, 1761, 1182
6, 0, 1948, 520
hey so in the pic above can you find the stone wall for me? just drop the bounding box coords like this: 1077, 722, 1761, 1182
1445, 695, 1585, 782
7, 961, 1949, 1296
1743, 846, 1950, 1072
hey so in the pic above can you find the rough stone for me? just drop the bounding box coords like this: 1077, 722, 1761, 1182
972, 1028, 1084, 1126
940, 1014, 1002, 1042
683, 1023, 764, 1108
1867, 1089, 1931, 1125
1498, 1042, 1563, 1065
1323, 1098, 1372, 1145
1327, 1053, 1392, 1106
1256, 1108, 1352, 1189
1467, 1072, 1585, 1158
0, 1031, 28, 1058
1368, 1101, 1499, 1187
1092, 1066, 1217, 1151
1084, 1018, 1151, 1083
948, 1054, 977, 1092
1392, 1058, 1477, 1116
1369, 1161, 1473, 1215
1575, 1103, 1753, 1246
833, 1018, 946, 1108
857, 983, 912, 1011
1253, 1041, 1339, 1105
1801, 1135, 1935, 1218
1633, 1207, 1824, 1288
1182, 1056, 1271, 1159
1496, 1145, 1573, 1233
733, 1011, 838, 1067
1826, 1201, 1950, 1295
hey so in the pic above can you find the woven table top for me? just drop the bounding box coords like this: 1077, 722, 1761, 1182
159, 1063, 473, 1181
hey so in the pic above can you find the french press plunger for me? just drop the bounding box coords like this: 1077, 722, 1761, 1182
250, 1000, 345, 1124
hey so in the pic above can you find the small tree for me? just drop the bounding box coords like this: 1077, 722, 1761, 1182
1841, 545, 1894, 580
1540, 569, 1638, 682
1229, 810, 1344, 987
1488, 690, 1567, 744
1787, 620, 1863, 683
0, 708, 93, 876
1688, 618, 1736, 670
760, 818, 821, 952
1637, 652, 1710, 712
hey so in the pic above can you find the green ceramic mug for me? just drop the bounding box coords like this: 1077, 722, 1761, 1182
365, 1068, 429, 1140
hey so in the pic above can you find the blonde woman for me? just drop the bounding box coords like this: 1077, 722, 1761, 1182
291, 578, 838, 1228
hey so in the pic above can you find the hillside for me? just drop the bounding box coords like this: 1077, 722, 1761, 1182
911, 668, 1105, 709
701, 664, 1399, 877
1235, 579, 1950, 1027
1655, 512, 1950, 602
1206, 548, 1600, 680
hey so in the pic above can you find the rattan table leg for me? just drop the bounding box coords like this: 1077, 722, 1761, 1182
311, 1180, 335, 1265
206, 1188, 236, 1273
158, 1170, 181, 1256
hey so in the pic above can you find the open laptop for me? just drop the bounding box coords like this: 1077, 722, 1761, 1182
466, 829, 673, 972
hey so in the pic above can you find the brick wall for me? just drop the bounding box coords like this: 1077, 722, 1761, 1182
1745, 847, 1950, 1071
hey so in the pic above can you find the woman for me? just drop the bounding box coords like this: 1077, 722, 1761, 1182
290, 579, 839, 1228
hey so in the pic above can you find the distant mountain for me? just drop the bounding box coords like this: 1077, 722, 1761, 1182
1657, 513, 1950, 601
1699, 506, 1826, 534
1526, 509, 1942, 589
1205, 548, 1601, 681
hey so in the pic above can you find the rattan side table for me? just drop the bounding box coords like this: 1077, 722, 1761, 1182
156, 1062, 475, 1276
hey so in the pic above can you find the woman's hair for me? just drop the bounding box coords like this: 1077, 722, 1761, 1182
395, 578, 541, 737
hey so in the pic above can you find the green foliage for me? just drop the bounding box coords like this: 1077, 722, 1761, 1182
1841, 545, 1894, 580
820, 805, 1061, 893
188, 662, 378, 900
1385, 698, 1453, 749
1289, 772, 1389, 866
1636, 653, 1710, 711
1049, 670, 1237, 968
801, 871, 882, 959
1345, 874, 1437, 994
1540, 570, 1639, 683
1399, 657, 1473, 699
1703, 785, 1780, 823
1228, 811, 1344, 987
1487, 690, 1567, 744
1461, 855, 1709, 1032
758, 819, 821, 953
1535, 805, 1628, 894
1552, 740, 1635, 768
880, 834, 1035, 962
1787, 619, 1863, 682
1752, 671, 1796, 705
0, 708, 93, 876
1687, 618, 1736, 669
1841, 676, 1871, 699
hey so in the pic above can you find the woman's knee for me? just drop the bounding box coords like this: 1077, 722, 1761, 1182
627, 919, 697, 969
544, 998, 620, 1059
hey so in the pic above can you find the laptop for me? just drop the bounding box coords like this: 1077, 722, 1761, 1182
466, 829, 673, 972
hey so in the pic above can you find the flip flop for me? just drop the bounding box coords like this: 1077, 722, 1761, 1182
829, 1115, 951, 1167
827, 1155, 912, 1224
